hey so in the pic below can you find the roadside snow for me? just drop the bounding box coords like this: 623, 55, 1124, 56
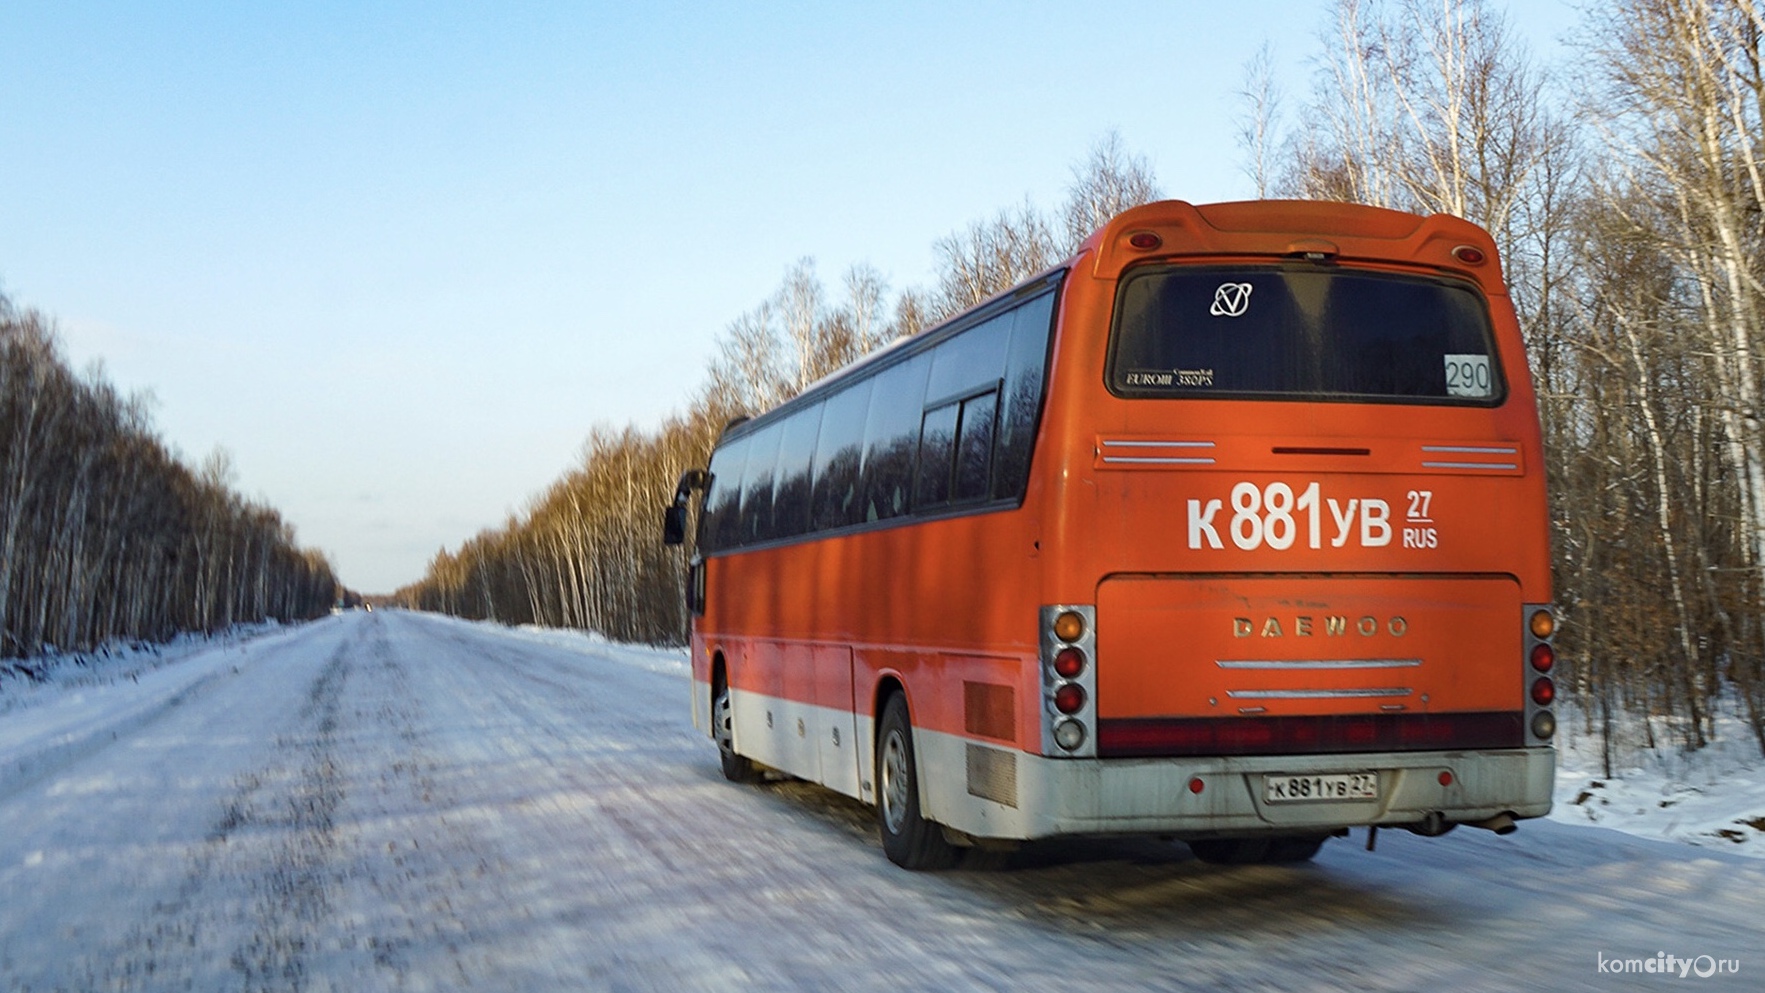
1552, 704, 1765, 858
0, 619, 308, 804
0, 619, 286, 713
496, 618, 692, 676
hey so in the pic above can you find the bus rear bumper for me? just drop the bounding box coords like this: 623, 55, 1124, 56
918, 730, 1555, 842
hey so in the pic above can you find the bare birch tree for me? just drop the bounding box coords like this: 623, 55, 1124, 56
1060, 129, 1163, 251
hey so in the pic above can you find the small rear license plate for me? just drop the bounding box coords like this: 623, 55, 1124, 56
1265, 772, 1378, 803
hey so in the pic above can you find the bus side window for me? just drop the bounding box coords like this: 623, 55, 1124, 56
952, 388, 998, 502
994, 289, 1057, 501
859, 354, 931, 523
810, 379, 873, 532
772, 401, 825, 540
738, 422, 784, 546
702, 434, 752, 553
913, 401, 959, 508
927, 313, 1010, 401
918, 386, 999, 511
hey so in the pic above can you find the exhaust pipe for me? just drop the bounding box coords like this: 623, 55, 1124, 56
1465, 812, 1518, 835
1404, 811, 1455, 837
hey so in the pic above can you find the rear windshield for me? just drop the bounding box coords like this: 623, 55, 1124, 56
1108, 265, 1503, 404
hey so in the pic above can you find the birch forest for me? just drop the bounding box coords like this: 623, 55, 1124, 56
398, 0, 1764, 762
0, 296, 338, 672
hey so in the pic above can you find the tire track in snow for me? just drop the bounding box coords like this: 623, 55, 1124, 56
225, 640, 349, 992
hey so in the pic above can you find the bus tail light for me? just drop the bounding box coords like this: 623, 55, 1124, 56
1530, 677, 1556, 707
1054, 611, 1086, 642
1054, 719, 1086, 750
1529, 609, 1555, 639
1041, 604, 1098, 757
1523, 604, 1556, 744
1530, 643, 1554, 673
1054, 647, 1086, 679
1054, 683, 1086, 714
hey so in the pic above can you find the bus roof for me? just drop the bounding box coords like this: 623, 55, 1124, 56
1083, 200, 1505, 290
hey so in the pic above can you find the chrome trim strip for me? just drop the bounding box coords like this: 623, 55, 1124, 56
1422, 445, 1517, 454
1102, 440, 1216, 448
1101, 456, 1217, 465
1227, 688, 1413, 700
1422, 461, 1519, 470
1217, 659, 1422, 670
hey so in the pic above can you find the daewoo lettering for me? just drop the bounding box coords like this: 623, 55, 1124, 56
1233, 616, 1409, 638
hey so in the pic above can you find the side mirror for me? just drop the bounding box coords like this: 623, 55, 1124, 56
662, 504, 687, 546
662, 467, 709, 547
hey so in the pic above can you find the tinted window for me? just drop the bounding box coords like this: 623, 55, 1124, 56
810, 379, 872, 531
859, 353, 931, 523
914, 402, 958, 508
1110, 266, 1501, 402
738, 422, 784, 545
702, 433, 750, 553
927, 312, 1010, 402
771, 403, 824, 540
953, 390, 998, 502
994, 289, 1056, 500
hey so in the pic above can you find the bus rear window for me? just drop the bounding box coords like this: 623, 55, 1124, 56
1108, 266, 1503, 404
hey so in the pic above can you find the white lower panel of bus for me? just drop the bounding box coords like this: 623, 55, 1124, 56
694, 680, 871, 803
914, 729, 1555, 841
694, 680, 1552, 842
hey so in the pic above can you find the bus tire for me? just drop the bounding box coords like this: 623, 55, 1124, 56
1188, 837, 1268, 864
1189, 834, 1325, 865
876, 693, 958, 870
713, 678, 759, 783
1263, 834, 1327, 862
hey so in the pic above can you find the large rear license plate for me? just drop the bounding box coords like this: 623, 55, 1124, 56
1265, 772, 1378, 803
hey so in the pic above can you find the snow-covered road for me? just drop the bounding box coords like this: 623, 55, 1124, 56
0, 610, 1756, 991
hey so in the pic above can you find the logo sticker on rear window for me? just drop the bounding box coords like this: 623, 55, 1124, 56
1209, 282, 1253, 318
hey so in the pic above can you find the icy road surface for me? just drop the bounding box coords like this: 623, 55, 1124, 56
0, 610, 1756, 992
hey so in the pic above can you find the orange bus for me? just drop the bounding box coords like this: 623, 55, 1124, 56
664, 199, 1557, 869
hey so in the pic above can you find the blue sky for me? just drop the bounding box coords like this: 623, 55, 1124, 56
0, 1, 1578, 593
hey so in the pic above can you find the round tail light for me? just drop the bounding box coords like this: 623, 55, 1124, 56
1530, 677, 1556, 707
1529, 609, 1555, 639
1054, 647, 1086, 679
1053, 611, 1086, 643
1531, 711, 1557, 739
1530, 643, 1555, 673
1054, 719, 1086, 750
1054, 683, 1086, 715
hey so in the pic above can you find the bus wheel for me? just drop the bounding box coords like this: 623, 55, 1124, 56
1189, 834, 1325, 865
713, 679, 759, 783
1188, 838, 1268, 864
1263, 834, 1327, 862
876, 694, 957, 870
